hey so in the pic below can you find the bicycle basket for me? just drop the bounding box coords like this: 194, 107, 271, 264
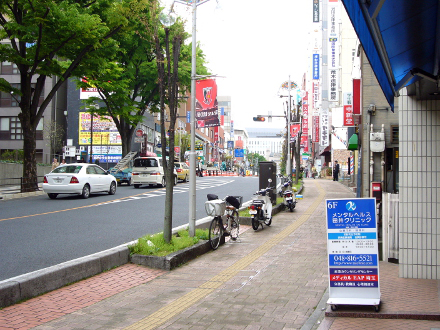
225, 196, 241, 209
205, 200, 226, 216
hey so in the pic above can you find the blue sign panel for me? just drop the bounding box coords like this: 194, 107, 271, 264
235, 149, 244, 157
329, 254, 378, 267
326, 199, 376, 229
313, 54, 320, 79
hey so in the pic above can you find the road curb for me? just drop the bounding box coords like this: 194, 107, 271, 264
131, 239, 214, 271
0, 245, 130, 308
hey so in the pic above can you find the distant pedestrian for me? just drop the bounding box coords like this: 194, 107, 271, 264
61, 159, 66, 165
51, 158, 59, 171
333, 161, 340, 181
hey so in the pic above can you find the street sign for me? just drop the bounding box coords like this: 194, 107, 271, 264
326, 198, 381, 310
135, 129, 144, 137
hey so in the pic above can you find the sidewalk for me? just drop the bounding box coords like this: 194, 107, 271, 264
0, 179, 439, 330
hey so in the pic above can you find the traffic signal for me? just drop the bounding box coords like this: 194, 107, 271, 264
253, 116, 265, 122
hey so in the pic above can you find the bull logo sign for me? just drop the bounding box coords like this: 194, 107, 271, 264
203, 87, 212, 105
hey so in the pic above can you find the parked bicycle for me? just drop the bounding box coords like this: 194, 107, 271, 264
205, 194, 242, 250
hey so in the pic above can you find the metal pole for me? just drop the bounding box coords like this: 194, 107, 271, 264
286, 76, 291, 179
189, 0, 197, 237
90, 113, 93, 163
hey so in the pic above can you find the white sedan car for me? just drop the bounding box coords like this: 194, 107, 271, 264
43, 163, 117, 199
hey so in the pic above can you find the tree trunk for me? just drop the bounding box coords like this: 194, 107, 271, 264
20, 111, 38, 192
120, 124, 132, 158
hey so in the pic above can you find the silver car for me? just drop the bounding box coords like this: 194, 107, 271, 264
43, 163, 117, 199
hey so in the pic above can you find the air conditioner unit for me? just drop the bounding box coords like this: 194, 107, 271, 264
79, 146, 85, 151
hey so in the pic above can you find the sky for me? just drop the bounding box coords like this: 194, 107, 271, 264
164, 0, 314, 130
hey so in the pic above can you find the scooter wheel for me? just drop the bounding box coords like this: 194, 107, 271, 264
289, 204, 293, 212
264, 217, 272, 226
251, 217, 259, 231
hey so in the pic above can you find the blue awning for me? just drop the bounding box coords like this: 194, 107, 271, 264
342, 0, 439, 112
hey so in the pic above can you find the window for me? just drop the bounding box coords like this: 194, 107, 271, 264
52, 165, 82, 174
93, 166, 106, 174
391, 125, 399, 144
0, 116, 43, 140
1, 83, 20, 107
1, 61, 19, 75
0, 83, 44, 107
10, 117, 22, 139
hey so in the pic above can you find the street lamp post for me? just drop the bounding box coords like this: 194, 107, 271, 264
287, 76, 291, 179
189, 0, 197, 237
175, 0, 211, 237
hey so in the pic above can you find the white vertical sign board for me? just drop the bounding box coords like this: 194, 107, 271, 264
326, 198, 381, 310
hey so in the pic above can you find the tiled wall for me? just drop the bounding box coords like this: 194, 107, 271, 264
398, 89, 440, 279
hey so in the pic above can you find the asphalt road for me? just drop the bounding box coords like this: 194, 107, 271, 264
0, 176, 261, 281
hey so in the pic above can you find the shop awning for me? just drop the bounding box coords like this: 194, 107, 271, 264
319, 145, 331, 156
342, 0, 439, 112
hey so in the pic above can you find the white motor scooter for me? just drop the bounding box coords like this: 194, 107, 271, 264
279, 179, 297, 212
249, 179, 274, 231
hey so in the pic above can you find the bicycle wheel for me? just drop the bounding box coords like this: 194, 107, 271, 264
229, 210, 240, 241
209, 217, 223, 250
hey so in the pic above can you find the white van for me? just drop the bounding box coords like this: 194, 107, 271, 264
131, 157, 178, 188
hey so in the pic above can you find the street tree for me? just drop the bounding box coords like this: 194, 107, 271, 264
78, 0, 208, 159
175, 130, 189, 162
0, 0, 133, 191
153, 3, 209, 243
78, 0, 161, 157
154, 18, 183, 243
43, 120, 65, 160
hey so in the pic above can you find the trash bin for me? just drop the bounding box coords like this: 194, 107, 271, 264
258, 161, 277, 204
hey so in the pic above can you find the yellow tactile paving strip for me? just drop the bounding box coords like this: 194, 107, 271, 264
124, 182, 326, 330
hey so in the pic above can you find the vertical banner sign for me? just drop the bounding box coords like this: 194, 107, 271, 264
353, 79, 361, 115
230, 120, 234, 139
300, 135, 308, 148
313, 0, 319, 22
220, 107, 225, 126
313, 54, 320, 80
290, 124, 301, 143
214, 126, 219, 161
196, 79, 220, 127
320, 108, 329, 147
312, 115, 320, 143
328, 0, 339, 102
313, 81, 320, 110
343, 92, 354, 126
302, 92, 309, 152
326, 198, 381, 308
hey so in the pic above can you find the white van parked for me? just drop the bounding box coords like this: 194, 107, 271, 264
131, 157, 178, 188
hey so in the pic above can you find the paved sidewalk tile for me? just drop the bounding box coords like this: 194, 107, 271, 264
0, 264, 165, 330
